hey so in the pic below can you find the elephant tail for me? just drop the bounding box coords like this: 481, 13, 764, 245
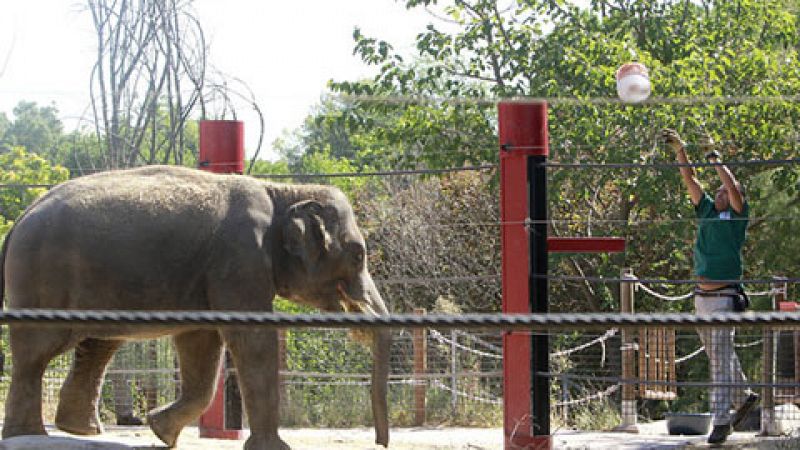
0, 220, 14, 375
0, 221, 13, 307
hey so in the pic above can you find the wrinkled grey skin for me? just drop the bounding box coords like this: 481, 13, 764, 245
0, 166, 391, 450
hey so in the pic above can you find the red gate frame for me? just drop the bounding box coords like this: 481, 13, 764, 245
499, 101, 625, 449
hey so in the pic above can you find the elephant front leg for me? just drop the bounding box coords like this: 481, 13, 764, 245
147, 330, 223, 448
56, 338, 122, 435
223, 329, 289, 450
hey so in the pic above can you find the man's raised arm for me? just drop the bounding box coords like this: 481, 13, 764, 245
662, 129, 703, 205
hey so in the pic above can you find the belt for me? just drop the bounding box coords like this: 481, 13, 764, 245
694, 288, 737, 298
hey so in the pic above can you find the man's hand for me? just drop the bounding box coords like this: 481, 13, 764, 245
705, 149, 721, 162
698, 133, 722, 162
661, 129, 685, 152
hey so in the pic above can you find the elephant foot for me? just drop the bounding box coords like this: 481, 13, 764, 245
2, 423, 47, 439
244, 434, 291, 450
54, 408, 104, 436
147, 408, 182, 448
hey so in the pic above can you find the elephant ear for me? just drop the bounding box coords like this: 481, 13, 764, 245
283, 200, 339, 270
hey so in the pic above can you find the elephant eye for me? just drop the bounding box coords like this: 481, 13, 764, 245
347, 243, 365, 268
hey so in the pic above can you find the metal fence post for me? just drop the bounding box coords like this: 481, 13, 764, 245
761, 277, 785, 436
614, 268, 639, 433
414, 308, 427, 426
278, 329, 287, 408
451, 329, 458, 416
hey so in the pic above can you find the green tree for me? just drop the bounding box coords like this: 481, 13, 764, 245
0, 146, 70, 236
0, 112, 9, 145
2, 101, 64, 161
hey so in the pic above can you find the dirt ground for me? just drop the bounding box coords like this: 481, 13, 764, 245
1, 422, 798, 449
0, 425, 504, 449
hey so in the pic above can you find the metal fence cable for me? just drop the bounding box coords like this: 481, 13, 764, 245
4, 309, 800, 330
337, 93, 800, 106
540, 274, 800, 285
540, 158, 800, 170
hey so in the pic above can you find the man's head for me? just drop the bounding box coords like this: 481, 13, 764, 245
714, 182, 744, 212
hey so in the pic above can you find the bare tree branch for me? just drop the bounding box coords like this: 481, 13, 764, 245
87, 0, 261, 168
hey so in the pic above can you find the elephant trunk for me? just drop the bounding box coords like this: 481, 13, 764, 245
346, 271, 390, 446
361, 274, 390, 447
371, 327, 391, 447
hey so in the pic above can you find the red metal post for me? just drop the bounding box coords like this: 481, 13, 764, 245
499, 101, 551, 450
547, 237, 626, 253
199, 120, 245, 174
197, 354, 244, 439
198, 120, 246, 440
499, 103, 628, 449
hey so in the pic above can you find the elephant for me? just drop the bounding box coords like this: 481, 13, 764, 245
0, 165, 391, 450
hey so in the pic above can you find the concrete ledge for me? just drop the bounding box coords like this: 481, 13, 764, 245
0, 435, 152, 449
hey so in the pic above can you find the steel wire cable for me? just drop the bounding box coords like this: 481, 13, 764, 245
537, 274, 800, 285
376, 274, 499, 286
336, 93, 800, 107
3, 309, 800, 330
540, 158, 800, 170
375, 216, 799, 227
250, 164, 498, 179
538, 372, 800, 390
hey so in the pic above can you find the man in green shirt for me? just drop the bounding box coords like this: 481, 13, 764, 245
662, 129, 759, 444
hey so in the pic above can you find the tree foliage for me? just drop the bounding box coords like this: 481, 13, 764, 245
2, 102, 64, 161
0, 147, 69, 236
284, 0, 800, 312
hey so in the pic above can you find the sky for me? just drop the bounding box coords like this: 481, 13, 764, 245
0, 0, 438, 160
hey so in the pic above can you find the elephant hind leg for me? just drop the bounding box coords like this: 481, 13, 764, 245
148, 330, 222, 448
55, 338, 123, 435
3, 326, 76, 439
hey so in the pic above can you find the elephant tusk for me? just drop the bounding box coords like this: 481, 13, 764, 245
337, 281, 377, 316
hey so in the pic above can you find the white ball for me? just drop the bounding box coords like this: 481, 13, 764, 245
616, 63, 651, 103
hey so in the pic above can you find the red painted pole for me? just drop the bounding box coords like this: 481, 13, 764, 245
199, 120, 245, 174
197, 120, 246, 440
547, 237, 626, 253
499, 101, 551, 449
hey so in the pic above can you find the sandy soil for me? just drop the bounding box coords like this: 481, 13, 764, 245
0, 425, 503, 449
1, 422, 797, 449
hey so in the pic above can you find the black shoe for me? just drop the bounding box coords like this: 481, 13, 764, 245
708, 424, 732, 444
116, 414, 144, 426
731, 393, 760, 430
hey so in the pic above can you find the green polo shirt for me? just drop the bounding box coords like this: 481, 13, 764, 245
693, 193, 749, 281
